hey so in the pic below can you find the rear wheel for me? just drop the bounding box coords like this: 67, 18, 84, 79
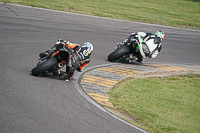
108, 45, 130, 62
31, 57, 57, 76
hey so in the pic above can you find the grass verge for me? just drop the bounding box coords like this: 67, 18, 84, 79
1, 0, 200, 30
108, 74, 200, 133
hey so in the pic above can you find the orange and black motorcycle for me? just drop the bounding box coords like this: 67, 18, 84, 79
31, 46, 70, 76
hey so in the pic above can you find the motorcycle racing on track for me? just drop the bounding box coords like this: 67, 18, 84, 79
108, 31, 165, 63
31, 40, 93, 81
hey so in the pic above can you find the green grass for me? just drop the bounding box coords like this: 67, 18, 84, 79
108, 74, 200, 133
1, 0, 200, 30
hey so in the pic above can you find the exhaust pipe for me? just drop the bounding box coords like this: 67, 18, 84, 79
58, 63, 64, 68
52, 63, 64, 76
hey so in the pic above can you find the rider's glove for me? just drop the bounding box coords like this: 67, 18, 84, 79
131, 32, 136, 35
137, 32, 146, 38
55, 39, 67, 45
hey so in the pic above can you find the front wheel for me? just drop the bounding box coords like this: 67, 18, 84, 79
31, 57, 57, 76
108, 45, 130, 62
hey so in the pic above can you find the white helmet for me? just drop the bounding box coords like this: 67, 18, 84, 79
155, 31, 165, 40
82, 42, 93, 55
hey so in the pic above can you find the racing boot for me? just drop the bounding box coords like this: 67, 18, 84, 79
62, 66, 75, 81
136, 53, 144, 63
61, 74, 70, 81
136, 58, 143, 63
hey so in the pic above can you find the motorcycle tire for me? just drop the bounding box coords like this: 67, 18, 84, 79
108, 45, 130, 62
31, 57, 57, 76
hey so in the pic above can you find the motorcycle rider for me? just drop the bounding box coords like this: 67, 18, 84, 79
39, 39, 93, 81
118, 30, 165, 62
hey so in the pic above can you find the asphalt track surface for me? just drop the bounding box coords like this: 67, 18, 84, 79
1, 3, 200, 133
